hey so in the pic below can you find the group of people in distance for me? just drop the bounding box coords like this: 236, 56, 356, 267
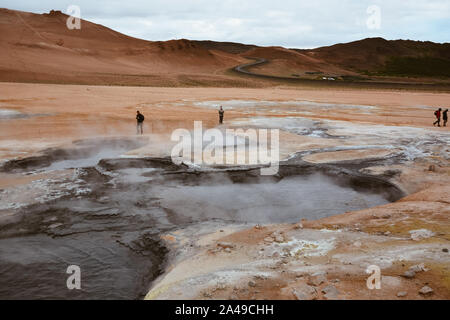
136, 106, 448, 136
134, 106, 226, 135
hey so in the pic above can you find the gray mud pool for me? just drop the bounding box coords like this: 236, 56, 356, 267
0, 138, 402, 299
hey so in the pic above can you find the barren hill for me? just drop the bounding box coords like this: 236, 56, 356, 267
298, 37, 450, 77
0, 8, 248, 86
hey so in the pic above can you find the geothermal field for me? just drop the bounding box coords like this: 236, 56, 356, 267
0, 83, 449, 300
0, 6, 449, 302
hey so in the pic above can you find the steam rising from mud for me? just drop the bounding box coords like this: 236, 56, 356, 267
151, 173, 389, 223
0, 137, 403, 299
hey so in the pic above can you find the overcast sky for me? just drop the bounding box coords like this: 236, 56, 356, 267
4, 0, 450, 48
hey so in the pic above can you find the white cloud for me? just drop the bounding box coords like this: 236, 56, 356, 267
3, 0, 450, 48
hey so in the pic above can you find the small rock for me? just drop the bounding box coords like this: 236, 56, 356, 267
264, 237, 274, 243
217, 242, 235, 249
442, 248, 448, 253
248, 280, 256, 287
292, 284, 317, 300
271, 231, 285, 243
401, 270, 416, 279
332, 279, 340, 283
322, 285, 340, 300
307, 273, 327, 286
409, 263, 428, 273
213, 283, 227, 291
224, 248, 232, 253
384, 231, 392, 236
293, 223, 303, 230
382, 214, 392, 219
397, 291, 408, 298
48, 223, 63, 229
409, 229, 435, 241
428, 165, 436, 172
254, 224, 263, 230
419, 286, 434, 296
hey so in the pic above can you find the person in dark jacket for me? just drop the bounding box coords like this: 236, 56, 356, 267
443, 109, 448, 127
218, 106, 224, 124
136, 111, 145, 135
433, 108, 442, 127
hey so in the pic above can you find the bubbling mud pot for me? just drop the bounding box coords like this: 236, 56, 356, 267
0, 138, 404, 299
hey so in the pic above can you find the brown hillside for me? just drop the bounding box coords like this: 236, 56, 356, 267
0, 8, 247, 86
299, 37, 450, 75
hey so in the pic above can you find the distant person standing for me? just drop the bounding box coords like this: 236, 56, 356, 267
443, 109, 448, 127
136, 110, 145, 135
433, 108, 442, 127
218, 106, 224, 124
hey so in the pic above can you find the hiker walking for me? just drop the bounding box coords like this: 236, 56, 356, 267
218, 106, 224, 124
136, 110, 145, 135
443, 109, 448, 127
433, 108, 442, 127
